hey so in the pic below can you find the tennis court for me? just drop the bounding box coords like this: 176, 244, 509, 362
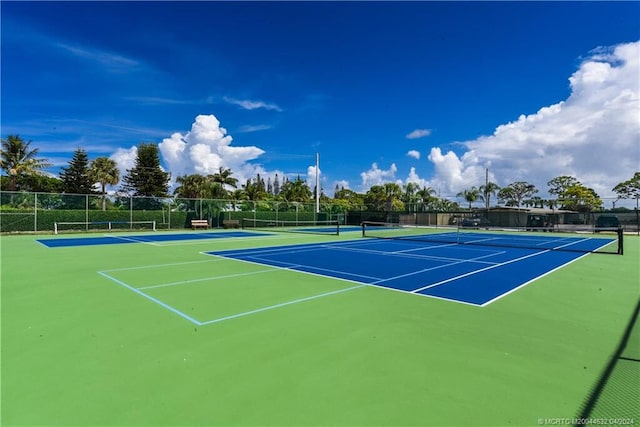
205, 231, 617, 306
2, 226, 638, 426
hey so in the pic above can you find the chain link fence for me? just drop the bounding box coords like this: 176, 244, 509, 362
1, 191, 638, 234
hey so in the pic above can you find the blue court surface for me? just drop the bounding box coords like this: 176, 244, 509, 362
37, 231, 269, 248
206, 233, 615, 306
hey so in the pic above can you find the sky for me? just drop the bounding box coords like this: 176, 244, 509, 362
2, 1, 639, 207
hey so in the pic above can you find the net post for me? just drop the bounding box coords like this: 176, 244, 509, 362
54, 222, 58, 235
153, 221, 156, 232
361, 222, 366, 238
336, 220, 340, 236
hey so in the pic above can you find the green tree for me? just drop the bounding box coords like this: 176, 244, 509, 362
335, 187, 366, 211
547, 175, 592, 210
242, 179, 268, 202
547, 176, 580, 197
364, 185, 386, 211
383, 182, 404, 211
456, 186, 484, 210
121, 143, 170, 198
402, 182, 420, 204
59, 148, 95, 194
431, 197, 459, 212
210, 167, 238, 199
547, 175, 603, 211
497, 181, 538, 208
613, 172, 640, 201
273, 173, 281, 195
0, 135, 51, 191
0, 174, 62, 192
561, 184, 603, 212
279, 177, 312, 202
174, 174, 210, 199
89, 157, 120, 210
333, 187, 365, 211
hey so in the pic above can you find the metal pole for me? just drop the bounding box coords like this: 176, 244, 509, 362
86, 194, 89, 232
315, 152, 320, 214
34, 193, 38, 233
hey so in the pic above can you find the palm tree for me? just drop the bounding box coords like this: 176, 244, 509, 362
479, 182, 500, 211
210, 167, 238, 199
417, 186, 436, 211
89, 157, 120, 211
1, 135, 51, 191
230, 188, 247, 211
383, 182, 403, 212
174, 174, 211, 199
456, 186, 484, 210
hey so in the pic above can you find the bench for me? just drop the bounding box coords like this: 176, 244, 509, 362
223, 219, 240, 229
191, 219, 209, 230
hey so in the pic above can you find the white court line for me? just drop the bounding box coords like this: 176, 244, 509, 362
204, 248, 490, 310
97, 271, 202, 325
479, 251, 593, 307
101, 258, 227, 273
211, 244, 333, 258
107, 235, 164, 246
391, 242, 459, 253
410, 249, 553, 294
246, 255, 385, 282
205, 252, 375, 289
198, 284, 367, 325
154, 233, 310, 247
372, 251, 505, 286
323, 244, 502, 265
138, 268, 279, 290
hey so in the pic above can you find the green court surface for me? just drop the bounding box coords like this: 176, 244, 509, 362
1, 230, 638, 426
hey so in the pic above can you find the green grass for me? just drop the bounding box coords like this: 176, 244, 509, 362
1, 230, 638, 426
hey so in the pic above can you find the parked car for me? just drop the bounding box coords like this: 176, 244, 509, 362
595, 215, 620, 230
526, 214, 551, 231
448, 216, 462, 225
460, 217, 491, 229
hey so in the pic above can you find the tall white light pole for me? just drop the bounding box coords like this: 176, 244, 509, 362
315, 152, 320, 214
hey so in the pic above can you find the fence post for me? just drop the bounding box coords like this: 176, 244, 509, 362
34, 193, 38, 233
85, 194, 89, 232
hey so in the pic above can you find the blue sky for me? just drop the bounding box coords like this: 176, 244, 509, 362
2, 1, 639, 204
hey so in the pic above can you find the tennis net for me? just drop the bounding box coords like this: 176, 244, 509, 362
242, 218, 340, 235
361, 221, 623, 255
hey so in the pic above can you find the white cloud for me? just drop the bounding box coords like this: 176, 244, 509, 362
426, 41, 640, 200
359, 163, 398, 191
55, 42, 140, 72
407, 150, 421, 160
110, 146, 138, 177
157, 114, 266, 186
332, 180, 350, 195
236, 124, 272, 133
223, 96, 282, 112
306, 165, 322, 192
406, 129, 432, 139
405, 167, 430, 189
